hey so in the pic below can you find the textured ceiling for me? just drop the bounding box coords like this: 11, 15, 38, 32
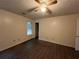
0, 0, 79, 19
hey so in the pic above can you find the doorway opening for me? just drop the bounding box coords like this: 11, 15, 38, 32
35, 23, 39, 39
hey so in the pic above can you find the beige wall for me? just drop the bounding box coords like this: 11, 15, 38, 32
38, 14, 79, 48
0, 9, 35, 51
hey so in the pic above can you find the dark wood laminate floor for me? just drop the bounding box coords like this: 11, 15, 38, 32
0, 39, 79, 59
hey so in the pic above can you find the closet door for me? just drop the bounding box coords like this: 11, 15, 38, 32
75, 19, 79, 51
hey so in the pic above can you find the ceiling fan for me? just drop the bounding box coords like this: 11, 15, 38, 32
23, 0, 57, 15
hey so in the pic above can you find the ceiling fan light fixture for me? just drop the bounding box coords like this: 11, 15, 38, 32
40, 2, 47, 13
40, 7, 46, 12
26, 0, 58, 15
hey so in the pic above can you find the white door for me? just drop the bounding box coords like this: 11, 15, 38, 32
75, 19, 79, 51
76, 37, 79, 50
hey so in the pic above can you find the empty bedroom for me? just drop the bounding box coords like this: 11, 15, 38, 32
0, 0, 79, 59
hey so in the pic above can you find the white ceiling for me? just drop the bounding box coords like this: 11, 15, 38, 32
0, 0, 79, 19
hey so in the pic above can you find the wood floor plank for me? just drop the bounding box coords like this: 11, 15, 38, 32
0, 39, 79, 59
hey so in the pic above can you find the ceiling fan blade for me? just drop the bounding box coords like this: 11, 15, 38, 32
35, 0, 40, 4
48, 0, 57, 5
47, 8, 52, 14
27, 7, 38, 12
